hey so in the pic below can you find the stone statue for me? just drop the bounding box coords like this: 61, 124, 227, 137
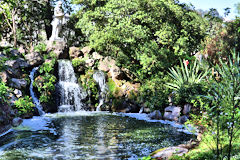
50, 1, 65, 41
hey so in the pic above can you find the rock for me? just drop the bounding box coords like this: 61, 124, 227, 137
11, 117, 23, 127
25, 52, 44, 66
163, 106, 181, 121
151, 147, 188, 159
47, 41, 68, 59
5, 67, 21, 78
98, 56, 117, 72
16, 58, 30, 68
148, 110, 162, 120
69, 47, 82, 59
85, 59, 95, 67
183, 103, 192, 115
10, 49, 21, 57
18, 45, 26, 54
109, 65, 122, 79
0, 71, 9, 83
81, 46, 92, 55
92, 52, 103, 60
10, 78, 27, 89
9, 94, 18, 106
5, 60, 19, 69
179, 115, 189, 124
14, 89, 23, 98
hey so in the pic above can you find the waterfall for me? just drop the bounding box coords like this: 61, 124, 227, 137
93, 71, 108, 111
58, 60, 87, 112
29, 67, 45, 116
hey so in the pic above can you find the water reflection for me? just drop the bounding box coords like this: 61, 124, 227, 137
0, 112, 194, 160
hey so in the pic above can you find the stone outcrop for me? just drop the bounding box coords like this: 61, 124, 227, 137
151, 147, 188, 160
10, 78, 27, 89
81, 46, 92, 56
163, 106, 181, 121
69, 47, 83, 59
25, 52, 44, 66
47, 40, 68, 59
183, 103, 192, 115
0, 71, 9, 83
179, 115, 189, 124
148, 110, 162, 120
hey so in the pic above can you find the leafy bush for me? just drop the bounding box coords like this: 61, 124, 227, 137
34, 42, 47, 53
80, 70, 99, 104
35, 54, 57, 103
166, 59, 209, 105
14, 96, 34, 115
72, 58, 85, 67
188, 52, 240, 160
0, 80, 9, 103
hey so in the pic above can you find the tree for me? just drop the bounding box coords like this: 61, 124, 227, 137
72, 0, 208, 109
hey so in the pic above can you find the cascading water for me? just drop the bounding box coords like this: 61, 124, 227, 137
29, 67, 45, 115
58, 60, 87, 112
93, 71, 108, 111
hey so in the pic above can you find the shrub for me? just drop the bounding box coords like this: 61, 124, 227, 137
166, 59, 209, 105
14, 96, 34, 115
0, 80, 8, 103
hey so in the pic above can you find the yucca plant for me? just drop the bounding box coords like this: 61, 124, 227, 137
166, 59, 209, 105
166, 59, 209, 91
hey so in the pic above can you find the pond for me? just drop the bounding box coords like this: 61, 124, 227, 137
0, 112, 194, 160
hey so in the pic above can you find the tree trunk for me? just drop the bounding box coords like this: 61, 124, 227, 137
44, 0, 53, 39
12, 9, 17, 48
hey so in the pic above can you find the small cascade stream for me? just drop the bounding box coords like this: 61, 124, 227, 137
93, 71, 108, 111
29, 67, 45, 115
58, 60, 87, 112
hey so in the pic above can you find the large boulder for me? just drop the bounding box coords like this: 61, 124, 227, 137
25, 52, 44, 66
16, 58, 30, 68
47, 40, 68, 59
183, 103, 192, 115
10, 49, 21, 57
85, 59, 95, 67
81, 46, 92, 56
151, 147, 188, 159
148, 110, 162, 120
92, 52, 103, 60
0, 71, 9, 83
5, 60, 19, 69
163, 106, 181, 121
98, 56, 116, 72
11, 117, 23, 127
69, 47, 82, 59
179, 115, 189, 124
109, 65, 122, 79
14, 89, 23, 98
10, 78, 27, 89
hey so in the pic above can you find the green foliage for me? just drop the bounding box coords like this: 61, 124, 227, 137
80, 70, 99, 103
189, 52, 240, 160
0, 81, 9, 103
35, 54, 57, 103
72, 58, 85, 67
166, 59, 209, 104
34, 42, 47, 53
138, 76, 171, 111
73, 0, 208, 80
14, 96, 34, 115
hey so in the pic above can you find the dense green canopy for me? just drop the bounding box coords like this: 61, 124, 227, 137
73, 0, 208, 80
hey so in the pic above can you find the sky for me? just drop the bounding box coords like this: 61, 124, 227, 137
179, 0, 239, 20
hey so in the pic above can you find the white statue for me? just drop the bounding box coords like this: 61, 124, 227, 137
50, 1, 65, 41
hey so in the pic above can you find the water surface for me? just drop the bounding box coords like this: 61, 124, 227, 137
0, 112, 193, 160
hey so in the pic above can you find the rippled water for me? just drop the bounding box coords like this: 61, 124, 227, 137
0, 112, 194, 160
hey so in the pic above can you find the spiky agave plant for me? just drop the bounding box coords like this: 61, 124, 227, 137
166, 59, 209, 92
